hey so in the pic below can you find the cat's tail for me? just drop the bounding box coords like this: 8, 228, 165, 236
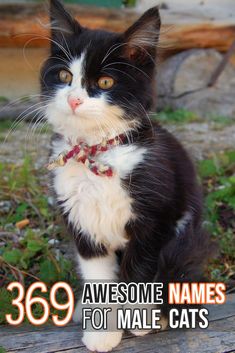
154, 223, 214, 315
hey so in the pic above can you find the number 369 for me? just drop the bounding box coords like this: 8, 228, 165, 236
6, 282, 74, 326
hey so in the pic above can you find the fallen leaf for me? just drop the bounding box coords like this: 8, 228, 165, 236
15, 219, 30, 230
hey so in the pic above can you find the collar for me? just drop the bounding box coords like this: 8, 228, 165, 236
46, 134, 125, 177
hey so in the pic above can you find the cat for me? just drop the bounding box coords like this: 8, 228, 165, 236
41, 0, 210, 351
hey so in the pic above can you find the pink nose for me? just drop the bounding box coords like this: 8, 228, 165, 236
68, 96, 83, 112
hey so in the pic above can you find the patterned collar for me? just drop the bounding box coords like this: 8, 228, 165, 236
46, 134, 125, 177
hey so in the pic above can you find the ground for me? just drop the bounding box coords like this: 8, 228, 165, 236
0, 109, 235, 324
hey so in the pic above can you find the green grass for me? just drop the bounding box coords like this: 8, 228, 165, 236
198, 150, 235, 284
0, 120, 14, 133
0, 97, 8, 104
155, 108, 235, 127
154, 109, 200, 124
0, 157, 78, 324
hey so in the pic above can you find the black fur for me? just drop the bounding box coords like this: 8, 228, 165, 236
41, 0, 211, 315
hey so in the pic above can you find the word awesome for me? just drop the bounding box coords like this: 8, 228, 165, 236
82, 283, 163, 305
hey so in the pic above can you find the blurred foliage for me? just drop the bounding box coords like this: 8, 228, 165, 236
154, 108, 235, 127
0, 157, 78, 324
198, 151, 235, 285
156, 108, 200, 124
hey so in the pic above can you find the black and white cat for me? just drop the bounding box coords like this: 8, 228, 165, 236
41, 0, 209, 351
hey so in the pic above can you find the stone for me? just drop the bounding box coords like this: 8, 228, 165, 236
157, 49, 235, 118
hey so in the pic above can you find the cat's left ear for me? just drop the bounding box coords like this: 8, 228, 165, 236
123, 6, 161, 62
50, 0, 82, 50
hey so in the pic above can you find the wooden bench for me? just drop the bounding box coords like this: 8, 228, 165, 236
0, 1, 235, 52
0, 293, 234, 353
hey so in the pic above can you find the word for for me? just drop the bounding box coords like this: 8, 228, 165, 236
82, 308, 162, 330
6, 282, 74, 326
169, 308, 209, 329
168, 283, 226, 304
82, 282, 163, 305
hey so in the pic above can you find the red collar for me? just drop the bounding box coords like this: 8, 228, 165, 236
46, 134, 125, 177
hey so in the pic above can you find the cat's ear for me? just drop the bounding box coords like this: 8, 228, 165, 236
123, 7, 161, 63
50, 0, 81, 50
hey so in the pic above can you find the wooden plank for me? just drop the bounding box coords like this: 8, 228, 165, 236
1, 316, 234, 353
0, 294, 234, 353
0, 3, 235, 52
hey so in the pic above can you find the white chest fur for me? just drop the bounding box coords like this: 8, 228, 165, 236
52, 139, 146, 251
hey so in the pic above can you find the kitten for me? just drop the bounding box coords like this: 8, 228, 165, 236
41, 0, 209, 351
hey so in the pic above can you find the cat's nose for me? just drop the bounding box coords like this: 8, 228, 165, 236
67, 96, 83, 112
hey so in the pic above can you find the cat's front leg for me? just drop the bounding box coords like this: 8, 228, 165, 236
77, 252, 123, 352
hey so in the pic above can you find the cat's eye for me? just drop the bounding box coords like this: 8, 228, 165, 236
98, 76, 114, 90
59, 70, 73, 84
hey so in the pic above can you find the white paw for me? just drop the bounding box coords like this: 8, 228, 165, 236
130, 328, 151, 337
82, 330, 123, 352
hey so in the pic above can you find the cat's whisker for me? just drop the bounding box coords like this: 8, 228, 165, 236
103, 67, 137, 82
61, 31, 73, 62
101, 42, 128, 65
33, 118, 49, 154
2, 101, 48, 145
103, 61, 150, 79
18, 33, 73, 62
42, 63, 67, 81
26, 101, 51, 144
0, 94, 48, 113
25, 115, 44, 151
24, 107, 47, 146
123, 92, 155, 135
32, 118, 48, 153
28, 113, 46, 143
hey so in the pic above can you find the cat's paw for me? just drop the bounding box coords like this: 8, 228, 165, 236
82, 331, 123, 352
130, 328, 151, 337
130, 314, 168, 336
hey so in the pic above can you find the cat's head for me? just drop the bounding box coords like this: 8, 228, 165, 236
41, 0, 161, 144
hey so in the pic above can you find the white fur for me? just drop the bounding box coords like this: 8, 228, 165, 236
78, 253, 119, 280
45, 54, 137, 146
73, 255, 119, 324
52, 138, 146, 251
75, 254, 123, 352
46, 53, 146, 352
46, 53, 146, 251
82, 330, 123, 352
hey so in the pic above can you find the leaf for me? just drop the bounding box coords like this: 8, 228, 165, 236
3, 249, 21, 265
19, 248, 37, 269
16, 202, 29, 216
198, 159, 219, 178
27, 239, 45, 252
16, 219, 30, 230
0, 288, 19, 325
39, 259, 59, 283
0, 346, 6, 353
226, 150, 235, 164
228, 196, 235, 209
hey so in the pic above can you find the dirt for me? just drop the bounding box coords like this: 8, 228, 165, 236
0, 126, 50, 166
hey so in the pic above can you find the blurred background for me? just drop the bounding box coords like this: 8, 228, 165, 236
0, 0, 234, 323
